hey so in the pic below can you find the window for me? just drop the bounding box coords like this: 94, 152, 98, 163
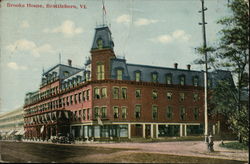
135, 105, 141, 119
97, 38, 103, 49
135, 89, 141, 98
152, 105, 158, 120
78, 92, 81, 102
79, 110, 82, 120
70, 95, 73, 105
179, 75, 185, 86
82, 91, 86, 101
101, 107, 107, 118
166, 106, 173, 120
85, 72, 90, 81
193, 93, 199, 102
167, 92, 172, 100
117, 69, 123, 80
101, 87, 107, 98
83, 109, 86, 120
180, 107, 186, 120
135, 72, 141, 82
94, 107, 99, 119
62, 98, 65, 107
97, 64, 105, 80
179, 93, 185, 101
193, 107, 199, 120
113, 87, 119, 99
152, 73, 158, 83
87, 108, 90, 120
86, 90, 90, 100
122, 107, 127, 119
193, 76, 199, 86
66, 97, 69, 106
152, 90, 158, 99
113, 107, 119, 118
74, 94, 77, 104
94, 88, 100, 99
121, 88, 127, 99
74, 111, 77, 121
63, 71, 69, 77
166, 74, 172, 85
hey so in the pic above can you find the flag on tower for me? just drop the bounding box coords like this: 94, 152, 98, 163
102, 0, 106, 15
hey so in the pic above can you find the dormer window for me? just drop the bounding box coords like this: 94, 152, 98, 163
135, 71, 141, 82
193, 76, 199, 87
179, 75, 185, 86
85, 71, 90, 81
77, 76, 82, 83
166, 74, 172, 85
151, 72, 158, 83
117, 69, 123, 80
97, 38, 103, 49
63, 71, 69, 77
52, 72, 57, 80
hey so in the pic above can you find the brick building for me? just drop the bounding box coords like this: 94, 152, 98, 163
23, 25, 234, 140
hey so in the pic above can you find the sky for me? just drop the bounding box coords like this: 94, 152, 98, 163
0, 0, 230, 114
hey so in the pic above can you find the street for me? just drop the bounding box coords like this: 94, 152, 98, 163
0, 141, 248, 163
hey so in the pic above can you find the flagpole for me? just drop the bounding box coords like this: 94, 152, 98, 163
102, 0, 104, 25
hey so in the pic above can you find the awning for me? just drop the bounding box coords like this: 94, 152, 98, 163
6, 130, 16, 136
15, 129, 25, 135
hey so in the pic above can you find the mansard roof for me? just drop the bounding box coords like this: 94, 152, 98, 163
91, 26, 114, 50
110, 58, 234, 88
42, 64, 82, 80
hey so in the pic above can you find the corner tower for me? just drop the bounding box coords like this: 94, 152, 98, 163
90, 26, 116, 81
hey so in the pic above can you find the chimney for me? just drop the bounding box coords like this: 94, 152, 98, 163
174, 63, 178, 69
68, 59, 72, 66
187, 64, 191, 70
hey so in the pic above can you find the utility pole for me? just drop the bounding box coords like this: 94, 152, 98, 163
199, 0, 209, 150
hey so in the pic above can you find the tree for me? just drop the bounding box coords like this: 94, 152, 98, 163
215, 0, 249, 144
195, 0, 249, 144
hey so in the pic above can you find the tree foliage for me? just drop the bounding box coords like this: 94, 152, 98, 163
214, 0, 249, 144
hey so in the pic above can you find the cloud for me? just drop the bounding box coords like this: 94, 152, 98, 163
6, 39, 54, 57
7, 62, 27, 70
20, 20, 30, 28
115, 14, 131, 25
150, 30, 191, 44
134, 18, 158, 26
43, 20, 83, 37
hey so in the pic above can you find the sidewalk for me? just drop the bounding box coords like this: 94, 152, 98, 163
15, 139, 249, 162
83, 140, 248, 162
